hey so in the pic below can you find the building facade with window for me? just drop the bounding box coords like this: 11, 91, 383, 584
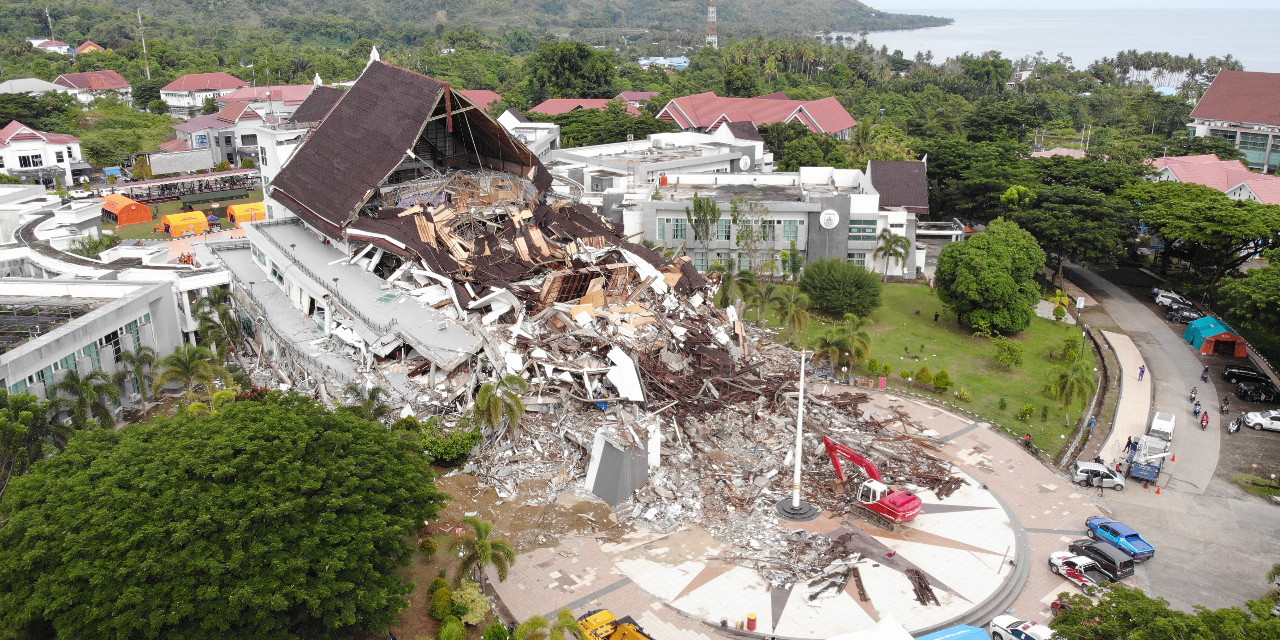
1187, 70, 1280, 173
0, 120, 86, 187
0, 280, 184, 412
160, 72, 251, 119
627, 165, 925, 278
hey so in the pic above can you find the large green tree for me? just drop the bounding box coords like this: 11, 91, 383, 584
523, 41, 618, 105
1219, 249, 1280, 343
934, 217, 1046, 334
0, 391, 64, 496
1050, 584, 1280, 640
0, 392, 448, 640
799, 259, 883, 317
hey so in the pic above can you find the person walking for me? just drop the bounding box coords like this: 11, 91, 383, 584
1123, 436, 1134, 453
1138, 365, 1146, 380
933, 311, 939, 323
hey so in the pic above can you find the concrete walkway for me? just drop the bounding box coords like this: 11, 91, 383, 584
1098, 331, 1151, 466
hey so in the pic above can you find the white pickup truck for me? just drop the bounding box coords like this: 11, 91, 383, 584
1148, 411, 1175, 441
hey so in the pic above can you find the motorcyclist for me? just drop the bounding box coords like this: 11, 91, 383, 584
1201, 413, 1210, 430
1022, 433, 1033, 450
1201, 366, 1210, 382
1193, 400, 1202, 416
1221, 397, 1230, 414
1189, 386, 1198, 401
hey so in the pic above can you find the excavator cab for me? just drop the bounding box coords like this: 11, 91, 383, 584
857, 480, 888, 504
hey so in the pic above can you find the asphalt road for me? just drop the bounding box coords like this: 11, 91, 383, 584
1066, 265, 1280, 612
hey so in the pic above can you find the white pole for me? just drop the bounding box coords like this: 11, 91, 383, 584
791, 350, 807, 509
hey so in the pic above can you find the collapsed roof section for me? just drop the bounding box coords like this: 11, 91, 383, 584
270, 61, 551, 246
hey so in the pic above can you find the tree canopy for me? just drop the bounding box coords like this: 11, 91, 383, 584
1050, 585, 1280, 640
934, 217, 1046, 334
799, 259, 883, 318
0, 392, 448, 640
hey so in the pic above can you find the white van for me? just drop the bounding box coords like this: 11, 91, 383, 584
1148, 411, 1176, 441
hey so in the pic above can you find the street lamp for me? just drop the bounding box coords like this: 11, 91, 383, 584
776, 350, 820, 521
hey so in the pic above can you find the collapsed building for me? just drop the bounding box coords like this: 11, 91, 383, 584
213, 61, 966, 591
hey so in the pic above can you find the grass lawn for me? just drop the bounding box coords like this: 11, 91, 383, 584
108, 189, 264, 240
764, 283, 1098, 457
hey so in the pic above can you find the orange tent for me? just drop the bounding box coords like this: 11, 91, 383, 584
101, 194, 152, 226
226, 202, 267, 227
160, 211, 210, 237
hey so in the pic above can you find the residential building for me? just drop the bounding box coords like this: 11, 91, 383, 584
497, 109, 560, 160
638, 57, 690, 70
544, 124, 771, 198
216, 84, 317, 119
75, 41, 106, 54
616, 91, 660, 108
26, 38, 73, 55
530, 98, 642, 117
160, 72, 250, 118
1187, 70, 1280, 172
0, 120, 87, 187
53, 70, 132, 106
1151, 154, 1280, 205
0, 280, 183, 411
626, 163, 924, 277
657, 92, 857, 139
0, 78, 73, 96
165, 102, 265, 171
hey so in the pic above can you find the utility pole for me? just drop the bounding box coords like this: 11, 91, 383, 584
776, 350, 819, 521
137, 8, 151, 81
45, 7, 54, 38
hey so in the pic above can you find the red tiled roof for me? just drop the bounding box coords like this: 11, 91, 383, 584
218, 84, 315, 106
1191, 70, 1280, 128
1148, 154, 1227, 169
1164, 161, 1260, 192
76, 41, 105, 53
658, 92, 856, 134
616, 91, 659, 102
1238, 177, 1280, 204
38, 40, 69, 47
530, 99, 642, 117
0, 120, 81, 147
158, 138, 192, 152
53, 70, 130, 91
457, 89, 502, 111
163, 72, 248, 92
215, 101, 261, 123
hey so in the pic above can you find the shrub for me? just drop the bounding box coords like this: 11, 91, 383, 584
992, 336, 1024, 369
866, 357, 880, 375
452, 581, 492, 626
438, 616, 465, 640
419, 536, 439, 558
955, 387, 971, 402
1061, 336, 1082, 363
1017, 404, 1035, 421
451, 601, 470, 619
483, 624, 511, 640
998, 397, 1008, 410
427, 577, 450, 597
424, 421, 483, 467
429, 585, 454, 620
900, 369, 912, 382
933, 370, 952, 393
881, 363, 892, 377
798, 258, 883, 317
914, 366, 933, 388
1041, 405, 1050, 420
1053, 305, 1066, 321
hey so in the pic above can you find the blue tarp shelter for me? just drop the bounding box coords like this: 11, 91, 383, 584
1183, 316, 1248, 357
916, 626, 991, 640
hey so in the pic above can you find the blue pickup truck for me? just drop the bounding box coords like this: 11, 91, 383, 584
1086, 517, 1155, 561
1127, 434, 1171, 483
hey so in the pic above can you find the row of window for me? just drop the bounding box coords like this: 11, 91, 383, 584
657, 218, 802, 242
7, 313, 151, 395
192, 133, 258, 150
0, 147, 76, 170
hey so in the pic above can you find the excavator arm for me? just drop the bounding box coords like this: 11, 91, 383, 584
823, 436, 885, 483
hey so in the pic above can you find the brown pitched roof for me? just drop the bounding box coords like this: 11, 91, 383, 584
53, 70, 130, 91
868, 161, 929, 212
722, 121, 763, 142
287, 86, 346, 125
269, 62, 549, 235
1191, 70, 1280, 128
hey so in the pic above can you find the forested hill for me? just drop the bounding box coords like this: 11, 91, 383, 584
127, 0, 949, 35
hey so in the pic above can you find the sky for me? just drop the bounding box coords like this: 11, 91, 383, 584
866, 0, 1272, 10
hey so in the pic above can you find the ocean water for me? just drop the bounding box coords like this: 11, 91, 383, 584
832, 8, 1280, 73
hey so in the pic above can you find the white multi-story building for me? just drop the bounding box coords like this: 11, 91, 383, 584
0, 120, 87, 187
160, 72, 250, 119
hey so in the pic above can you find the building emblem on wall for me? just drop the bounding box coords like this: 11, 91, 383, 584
819, 209, 839, 229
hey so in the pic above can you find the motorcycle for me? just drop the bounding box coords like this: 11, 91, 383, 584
1229, 415, 1242, 434
1201, 367, 1210, 383
1189, 386, 1198, 402
1200, 414, 1210, 430
1193, 401, 1202, 417
1221, 398, 1231, 415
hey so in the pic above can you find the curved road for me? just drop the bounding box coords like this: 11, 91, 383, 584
1066, 265, 1280, 613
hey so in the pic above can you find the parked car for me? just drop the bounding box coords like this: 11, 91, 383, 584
1244, 410, 1280, 432
1148, 411, 1175, 442
66, 189, 93, 199
1049, 551, 1111, 592
1154, 291, 1191, 307
990, 615, 1055, 640
1068, 538, 1136, 581
1237, 381, 1280, 403
1166, 307, 1203, 323
1224, 363, 1272, 385
1071, 461, 1126, 490
1085, 517, 1155, 561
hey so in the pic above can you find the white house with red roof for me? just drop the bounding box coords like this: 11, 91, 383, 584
1187, 70, 1280, 172
216, 84, 317, 119
160, 72, 250, 118
28, 38, 74, 55
656, 92, 857, 139
1149, 154, 1280, 205
0, 120, 85, 186
52, 70, 132, 106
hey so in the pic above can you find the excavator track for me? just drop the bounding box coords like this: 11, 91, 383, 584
854, 503, 898, 532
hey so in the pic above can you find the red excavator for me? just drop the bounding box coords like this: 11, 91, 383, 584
823, 436, 922, 530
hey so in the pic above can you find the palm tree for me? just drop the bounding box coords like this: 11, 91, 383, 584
474, 375, 528, 439
457, 516, 517, 587
194, 287, 242, 360
1048, 289, 1072, 321
514, 609, 583, 640
186, 389, 237, 416
341, 384, 391, 422
0, 392, 68, 498
154, 343, 218, 399
768, 287, 811, 342
873, 229, 911, 282
51, 369, 121, 430
1052, 360, 1094, 429
114, 346, 158, 403
811, 329, 855, 382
